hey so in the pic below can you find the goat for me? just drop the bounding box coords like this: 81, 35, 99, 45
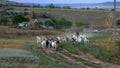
41, 39, 46, 48
83, 38, 89, 44
51, 40, 59, 51
36, 36, 41, 44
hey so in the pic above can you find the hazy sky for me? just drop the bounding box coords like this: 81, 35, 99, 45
9, 0, 120, 4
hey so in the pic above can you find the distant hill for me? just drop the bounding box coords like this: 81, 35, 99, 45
0, 0, 16, 4
94, 2, 120, 6
1, 0, 120, 8
0, 0, 30, 7
54, 2, 120, 8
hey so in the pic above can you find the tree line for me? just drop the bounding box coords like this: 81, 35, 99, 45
0, 14, 73, 29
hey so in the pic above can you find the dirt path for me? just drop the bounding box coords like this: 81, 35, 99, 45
60, 29, 120, 68
61, 49, 120, 68
34, 29, 120, 68
42, 48, 101, 68
33, 44, 120, 68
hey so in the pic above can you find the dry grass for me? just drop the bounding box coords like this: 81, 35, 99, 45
92, 37, 120, 50
91, 34, 120, 62
93, 38, 114, 49
0, 39, 35, 48
13, 7, 120, 23
0, 26, 61, 38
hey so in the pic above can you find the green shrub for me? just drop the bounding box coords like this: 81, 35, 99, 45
35, 21, 43, 28
12, 14, 29, 26
59, 40, 117, 62
59, 41, 79, 54
0, 16, 9, 26
75, 21, 84, 27
44, 20, 55, 27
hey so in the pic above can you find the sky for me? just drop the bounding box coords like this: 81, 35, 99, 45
9, 0, 120, 4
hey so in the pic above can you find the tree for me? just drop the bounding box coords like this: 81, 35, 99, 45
44, 20, 55, 29
59, 18, 72, 28
32, 11, 37, 19
12, 14, 29, 26
41, 12, 50, 18
35, 21, 43, 28
63, 6, 71, 9
0, 16, 9, 26
75, 21, 84, 27
51, 18, 72, 29
47, 3, 55, 8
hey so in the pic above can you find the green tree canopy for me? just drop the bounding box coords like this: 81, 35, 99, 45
0, 16, 9, 26
44, 20, 55, 28
12, 14, 29, 26
47, 3, 55, 8
51, 18, 72, 29
75, 21, 84, 27
35, 21, 43, 28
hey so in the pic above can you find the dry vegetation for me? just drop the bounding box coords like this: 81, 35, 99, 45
89, 33, 120, 63
0, 39, 35, 48
0, 7, 120, 67
14, 7, 120, 23
0, 26, 62, 38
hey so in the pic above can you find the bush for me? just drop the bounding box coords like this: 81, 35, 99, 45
51, 18, 72, 29
42, 18, 72, 29
59, 40, 117, 62
78, 44, 113, 61
59, 18, 72, 28
12, 14, 29, 26
0, 16, 9, 26
35, 21, 43, 28
41, 12, 50, 18
59, 41, 79, 54
44, 20, 55, 29
75, 21, 84, 27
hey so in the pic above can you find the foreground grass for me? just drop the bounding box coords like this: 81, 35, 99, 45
0, 38, 93, 68
59, 33, 120, 64
23, 44, 83, 68
59, 41, 113, 61
0, 48, 39, 68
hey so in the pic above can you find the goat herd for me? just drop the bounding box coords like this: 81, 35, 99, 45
36, 32, 89, 51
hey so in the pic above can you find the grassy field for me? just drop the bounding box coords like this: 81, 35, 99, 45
0, 30, 120, 67
0, 39, 34, 48
0, 26, 62, 38
0, 39, 84, 68
57, 30, 120, 63
1, 7, 120, 67
13, 7, 120, 24
0, 25, 83, 68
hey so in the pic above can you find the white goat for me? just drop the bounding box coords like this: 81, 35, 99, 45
41, 39, 46, 48
51, 41, 59, 51
76, 37, 82, 42
83, 38, 89, 44
36, 36, 41, 44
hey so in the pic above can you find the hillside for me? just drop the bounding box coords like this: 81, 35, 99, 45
95, 2, 120, 6
0, 0, 16, 4
54, 2, 120, 8
13, 7, 120, 27
2, 0, 119, 8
